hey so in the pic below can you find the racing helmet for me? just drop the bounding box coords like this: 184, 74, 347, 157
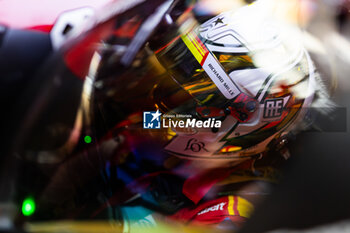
150, 1, 316, 161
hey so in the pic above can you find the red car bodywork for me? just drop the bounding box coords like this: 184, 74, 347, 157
0, 0, 112, 32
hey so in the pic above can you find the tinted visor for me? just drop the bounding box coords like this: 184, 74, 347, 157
153, 32, 258, 122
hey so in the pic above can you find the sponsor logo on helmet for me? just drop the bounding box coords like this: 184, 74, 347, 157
185, 138, 209, 153
263, 99, 284, 118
